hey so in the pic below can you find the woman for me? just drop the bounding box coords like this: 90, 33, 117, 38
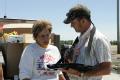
19, 20, 65, 80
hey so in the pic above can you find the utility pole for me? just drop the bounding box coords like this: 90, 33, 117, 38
117, 0, 120, 54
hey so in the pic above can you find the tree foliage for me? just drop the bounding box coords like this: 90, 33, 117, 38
60, 40, 73, 45
110, 40, 117, 45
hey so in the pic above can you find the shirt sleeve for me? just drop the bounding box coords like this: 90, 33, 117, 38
53, 46, 63, 75
19, 46, 34, 80
95, 37, 112, 63
53, 46, 61, 63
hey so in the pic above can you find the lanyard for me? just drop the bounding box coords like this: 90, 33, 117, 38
73, 26, 96, 63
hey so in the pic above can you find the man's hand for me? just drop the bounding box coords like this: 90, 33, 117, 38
61, 68, 82, 77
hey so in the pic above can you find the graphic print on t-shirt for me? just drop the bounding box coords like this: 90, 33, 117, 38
35, 53, 56, 76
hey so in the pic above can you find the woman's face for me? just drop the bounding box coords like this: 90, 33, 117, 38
35, 29, 51, 48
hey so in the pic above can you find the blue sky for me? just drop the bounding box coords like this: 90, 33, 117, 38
0, 0, 118, 41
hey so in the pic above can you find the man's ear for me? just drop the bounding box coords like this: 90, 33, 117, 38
82, 18, 86, 23
81, 18, 87, 24
79, 18, 84, 24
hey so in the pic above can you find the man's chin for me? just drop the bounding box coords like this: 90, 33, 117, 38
75, 30, 79, 32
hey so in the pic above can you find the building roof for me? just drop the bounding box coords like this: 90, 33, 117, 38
3, 23, 33, 29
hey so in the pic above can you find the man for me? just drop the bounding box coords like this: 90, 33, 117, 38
63, 4, 112, 80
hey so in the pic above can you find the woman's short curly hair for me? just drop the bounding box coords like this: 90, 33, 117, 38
32, 20, 52, 39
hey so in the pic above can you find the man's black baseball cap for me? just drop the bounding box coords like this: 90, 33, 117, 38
64, 4, 91, 24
